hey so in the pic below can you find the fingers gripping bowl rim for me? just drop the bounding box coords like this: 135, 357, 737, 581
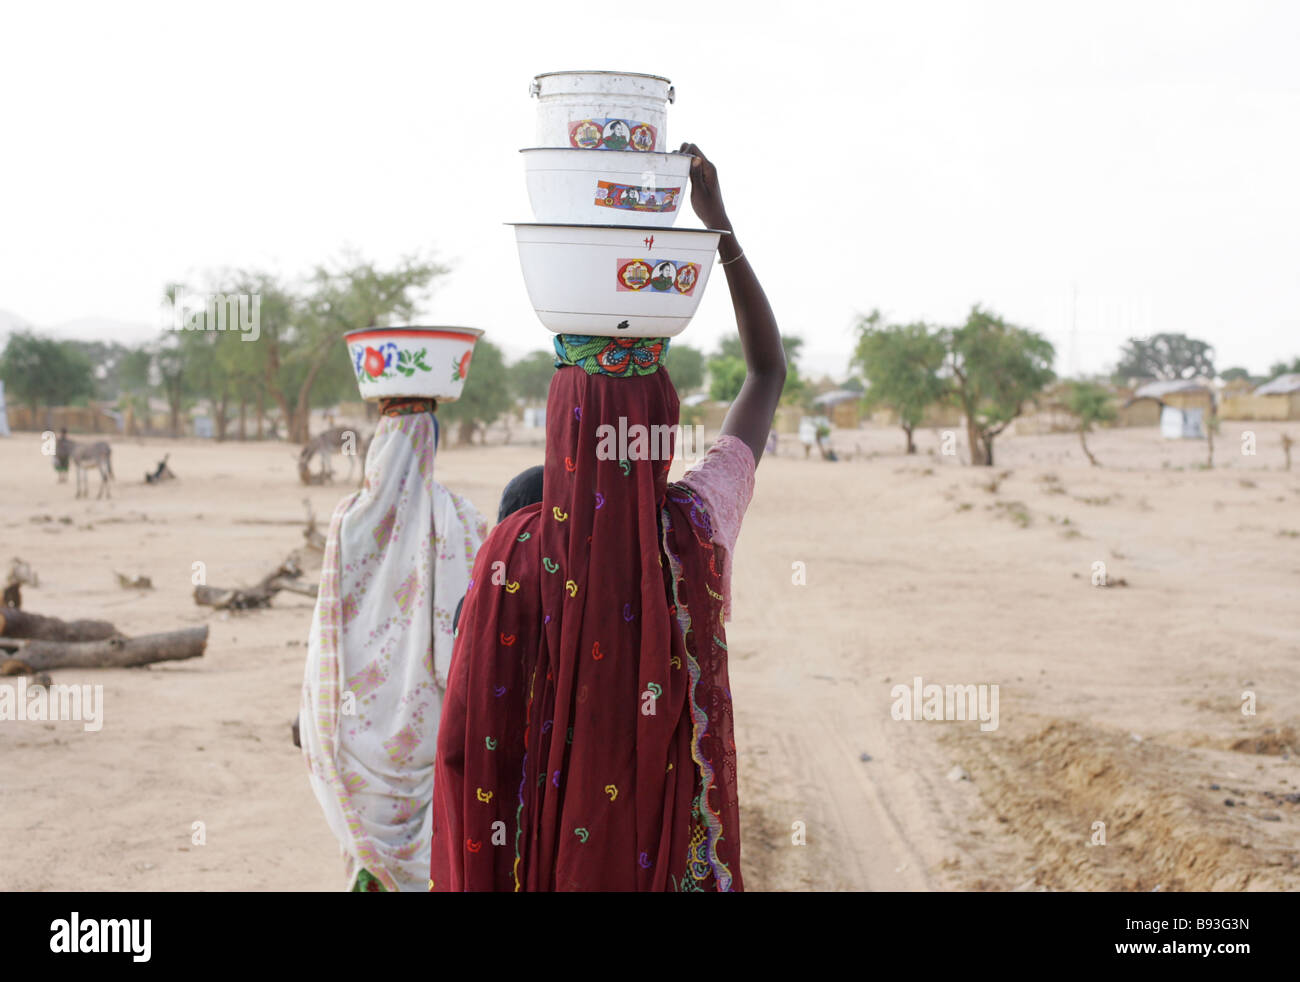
344, 326, 485, 402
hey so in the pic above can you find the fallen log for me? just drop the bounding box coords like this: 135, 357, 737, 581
194, 556, 317, 609
114, 571, 154, 590
0, 608, 122, 642
269, 576, 318, 599
1, 659, 52, 686
0, 626, 209, 670
144, 453, 177, 484
193, 583, 277, 609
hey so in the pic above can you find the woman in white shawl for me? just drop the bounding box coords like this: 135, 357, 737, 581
301, 399, 486, 892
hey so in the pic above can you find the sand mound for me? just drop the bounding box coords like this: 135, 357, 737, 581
1227, 727, 1298, 757
943, 717, 1300, 891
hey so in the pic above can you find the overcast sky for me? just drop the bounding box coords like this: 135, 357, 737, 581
2, 0, 1297, 379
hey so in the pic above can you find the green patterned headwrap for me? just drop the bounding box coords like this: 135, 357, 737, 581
553, 334, 671, 377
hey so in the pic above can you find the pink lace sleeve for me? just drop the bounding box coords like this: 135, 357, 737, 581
678, 434, 756, 621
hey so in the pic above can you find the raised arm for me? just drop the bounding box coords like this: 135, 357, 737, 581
680, 143, 785, 466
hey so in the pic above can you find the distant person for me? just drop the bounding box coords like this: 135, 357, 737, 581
798, 417, 816, 458
300, 396, 486, 892
815, 424, 838, 462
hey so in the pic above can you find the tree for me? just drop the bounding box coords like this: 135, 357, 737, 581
1115, 333, 1215, 381
183, 326, 247, 440
662, 343, 705, 393
852, 310, 948, 454
707, 335, 804, 404
61, 340, 138, 402
116, 344, 154, 436
1219, 366, 1255, 384
508, 350, 556, 405
165, 254, 450, 445
179, 271, 302, 442
778, 335, 807, 406
714, 337, 743, 361
1267, 357, 1300, 379
1062, 381, 1117, 467
213, 317, 266, 440
0, 331, 96, 417
948, 306, 1055, 466
708, 336, 746, 401
708, 356, 746, 402
436, 339, 511, 444
153, 332, 190, 438
292, 252, 450, 442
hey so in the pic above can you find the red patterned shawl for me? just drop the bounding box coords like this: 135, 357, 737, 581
430, 365, 741, 891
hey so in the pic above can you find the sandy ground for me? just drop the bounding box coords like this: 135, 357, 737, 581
1, 418, 1298, 891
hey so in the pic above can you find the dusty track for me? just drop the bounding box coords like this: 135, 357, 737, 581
2, 420, 1297, 889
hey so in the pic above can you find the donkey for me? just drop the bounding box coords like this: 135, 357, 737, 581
71, 441, 114, 499
298, 426, 371, 486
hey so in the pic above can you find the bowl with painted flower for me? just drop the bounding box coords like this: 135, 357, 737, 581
345, 326, 484, 402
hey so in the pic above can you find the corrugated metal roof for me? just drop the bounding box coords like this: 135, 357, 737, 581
1254, 373, 1300, 395
1133, 379, 1213, 399
811, 389, 862, 406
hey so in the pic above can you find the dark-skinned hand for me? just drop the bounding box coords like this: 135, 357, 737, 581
679, 142, 732, 233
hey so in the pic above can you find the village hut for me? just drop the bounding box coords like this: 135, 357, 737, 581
811, 389, 863, 429
1129, 379, 1215, 439
1222, 374, 1300, 421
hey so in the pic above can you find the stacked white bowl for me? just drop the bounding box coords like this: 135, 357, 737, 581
514, 70, 727, 338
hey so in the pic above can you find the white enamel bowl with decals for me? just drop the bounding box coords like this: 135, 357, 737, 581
511, 223, 725, 338
344, 326, 484, 402
530, 70, 674, 152
522, 148, 692, 228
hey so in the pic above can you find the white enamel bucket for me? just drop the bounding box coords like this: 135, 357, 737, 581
521, 148, 692, 228
530, 70, 675, 152
511, 223, 725, 338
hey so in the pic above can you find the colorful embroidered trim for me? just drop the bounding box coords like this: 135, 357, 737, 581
513, 663, 541, 893
553, 335, 670, 377
660, 490, 734, 892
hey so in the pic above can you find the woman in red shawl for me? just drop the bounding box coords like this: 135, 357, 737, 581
431, 144, 785, 891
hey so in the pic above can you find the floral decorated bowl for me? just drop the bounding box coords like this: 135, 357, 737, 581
344, 326, 484, 402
